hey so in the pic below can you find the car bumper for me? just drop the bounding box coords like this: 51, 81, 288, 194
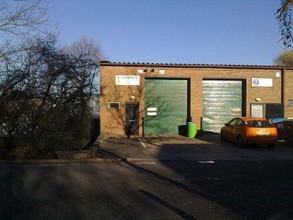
244, 136, 277, 144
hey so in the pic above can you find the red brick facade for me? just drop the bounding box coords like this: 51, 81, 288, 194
100, 62, 293, 137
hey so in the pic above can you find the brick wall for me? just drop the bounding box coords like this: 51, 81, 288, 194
284, 69, 293, 118
100, 64, 288, 137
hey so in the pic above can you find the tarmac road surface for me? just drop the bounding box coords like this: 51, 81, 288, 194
1, 135, 293, 219
1, 159, 293, 220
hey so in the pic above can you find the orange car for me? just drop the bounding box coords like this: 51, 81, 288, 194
220, 117, 277, 148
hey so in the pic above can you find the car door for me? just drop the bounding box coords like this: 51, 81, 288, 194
233, 118, 245, 141
225, 118, 238, 141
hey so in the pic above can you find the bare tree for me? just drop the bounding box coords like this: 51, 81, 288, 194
62, 37, 105, 94
0, 0, 53, 61
0, 0, 49, 37
0, 36, 106, 158
0, 1, 105, 158
277, 0, 293, 47
62, 37, 105, 148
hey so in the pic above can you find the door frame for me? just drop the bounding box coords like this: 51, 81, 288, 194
125, 102, 139, 136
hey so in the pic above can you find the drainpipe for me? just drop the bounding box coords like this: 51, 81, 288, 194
281, 68, 286, 116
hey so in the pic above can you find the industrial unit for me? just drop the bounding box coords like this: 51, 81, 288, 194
100, 61, 293, 137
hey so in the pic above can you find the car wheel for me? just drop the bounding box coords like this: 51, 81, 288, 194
268, 143, 276, 149
220, 131, 226, 141
237, 135, 244, 148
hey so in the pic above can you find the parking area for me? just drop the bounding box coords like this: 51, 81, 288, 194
98, 134, 293, 162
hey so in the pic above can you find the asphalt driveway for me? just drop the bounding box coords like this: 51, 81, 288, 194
1, 135, 293, 220
99, 134, 293, 162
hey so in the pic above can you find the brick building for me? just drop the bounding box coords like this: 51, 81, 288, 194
100, 61, 293, 137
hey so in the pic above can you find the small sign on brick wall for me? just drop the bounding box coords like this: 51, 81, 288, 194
116, 75, 140, 86
252, 78, 273, 87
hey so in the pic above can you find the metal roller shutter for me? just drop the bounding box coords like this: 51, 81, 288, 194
144, 79, 188, 135
202, 80, 243, 133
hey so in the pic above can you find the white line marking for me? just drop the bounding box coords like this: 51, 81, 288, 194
198, 160, 215, 164
138, 138, 147, 148
136, 161, 156, 165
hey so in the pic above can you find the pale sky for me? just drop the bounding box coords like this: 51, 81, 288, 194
47, 0, 284, 65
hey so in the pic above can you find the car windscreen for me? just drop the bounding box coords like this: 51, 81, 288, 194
246, 120, 275, 128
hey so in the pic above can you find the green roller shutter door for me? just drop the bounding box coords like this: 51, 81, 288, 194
144, 79, 188, 135
202, 80, 243, 133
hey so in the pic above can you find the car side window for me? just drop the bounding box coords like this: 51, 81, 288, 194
229, 118, 238, 126
236, 119, 244, 126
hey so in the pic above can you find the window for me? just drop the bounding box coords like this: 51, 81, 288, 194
108, 102, 120, 109
247, 120, 274, 128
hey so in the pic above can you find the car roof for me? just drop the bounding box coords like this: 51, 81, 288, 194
239, 117, 268, 121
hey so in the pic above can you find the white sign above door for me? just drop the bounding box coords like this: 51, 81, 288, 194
116, 75, 140, 86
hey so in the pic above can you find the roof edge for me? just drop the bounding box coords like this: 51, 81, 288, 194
100, 61, 293, 70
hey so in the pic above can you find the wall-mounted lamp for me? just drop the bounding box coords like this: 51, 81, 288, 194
275, 72, 281, 78
129, 95, 136, 100
159, 70, 165, 74
255, 98, 261, 102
